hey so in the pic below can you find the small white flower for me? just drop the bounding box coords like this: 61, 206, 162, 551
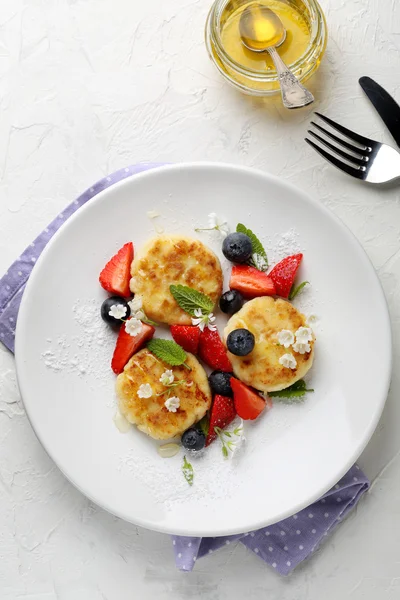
277, 329, 295, 348
128, 296, 143, 314
306, 314, 318, 327
125, 318, 143, 337
191, 307, 204, 327
207, 213, 230, 238
134, 309, 145, 321
208, 212, 218, 228
279, 353, 297, 369
137, 383, 153, 398
108, 304, 127, 320
252, 253, 268, 272
160, 369, 174, 385
293, 342, 311, 355
295, 327, 313, 344
191, 308, 217, 331
205, 313, 217, 331
164, 396, 180, 412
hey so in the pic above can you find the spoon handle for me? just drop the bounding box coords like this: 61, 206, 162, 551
267, 47, 314, 109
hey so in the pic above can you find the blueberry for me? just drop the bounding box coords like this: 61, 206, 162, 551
181, 428, 206, 451
222, 232, 253, 263
101, 296, 131, 327
219, 290, 244, 315
209, 370, 234, 397
227, 328, 255, 356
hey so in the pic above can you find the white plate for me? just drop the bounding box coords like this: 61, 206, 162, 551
15, 163, 392, 536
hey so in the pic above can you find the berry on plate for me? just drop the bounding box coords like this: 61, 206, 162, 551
206, 394, 237, 446
226, 328, 255, 356
269, 254, 303, 299
229, 265, 276, 298
170, 325, 200, 354
111, 320, 155, 374
231, 378, 270, 420
99, 242, 134, 298
181, 427, 206, 451
100, 296, 131, 327
208, 370, 234, 397
198, 328, 232, 372
222, 232, 253, 263
219, 289, 244, 315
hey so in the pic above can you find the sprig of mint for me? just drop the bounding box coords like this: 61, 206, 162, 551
289, 281, 309, 301
170, 284, 214, 317
215, 424, 244, 458
147, 339, 191, 370
269, 380, 314, 403
236, 223, 268, 271
198, 415, 210, 437
182, 455, 194, 486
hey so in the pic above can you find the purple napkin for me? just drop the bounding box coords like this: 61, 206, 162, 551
0, 163, 164, 352
0, 162, 370, 575
172, 464, 368, 575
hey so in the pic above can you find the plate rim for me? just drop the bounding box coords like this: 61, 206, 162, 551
15, 162, 393, 536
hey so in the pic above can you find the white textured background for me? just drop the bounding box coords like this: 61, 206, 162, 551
1, 0, 400, 598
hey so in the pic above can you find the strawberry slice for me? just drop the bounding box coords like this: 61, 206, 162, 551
198, 328, 232, 372
99, 242, 134, 298
206, 394, 237, 446
231, 378, 269, 420
269, 254, 303, 298
111, 320, 155, 374
170, 325, 200, 354
229, 265, 276, 299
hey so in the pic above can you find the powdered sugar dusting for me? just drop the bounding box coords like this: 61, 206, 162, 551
267, 228, 301, 266
116, 433, 246, 509
41, 298, 115, 393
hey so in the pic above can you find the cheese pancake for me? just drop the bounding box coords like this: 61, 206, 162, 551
224, 297, 314, 392
130, 235, 223, 325
116, 349, 211, 440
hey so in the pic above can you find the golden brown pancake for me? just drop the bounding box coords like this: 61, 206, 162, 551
224, 297, 314, 392
130, 235, 223, 325
116, 348, 212, 440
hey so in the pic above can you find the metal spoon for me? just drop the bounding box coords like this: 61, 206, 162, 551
239, 4, 314, 109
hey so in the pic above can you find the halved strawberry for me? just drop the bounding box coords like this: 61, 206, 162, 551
206, 394, 237, 446
198, 328, 232, 372
231, 378, 268, 420
99, 242, 134, 298
229, 265, 276, 299
111, 320, 155, 374
170, 325, 200, 354
269, 254, 303, 298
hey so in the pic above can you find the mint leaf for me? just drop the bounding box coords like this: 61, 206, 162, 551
182, 455, 194, 486
198, 415, 209, 437
147, 339, 188, 367
251, 253, 268, 272
289, 281, 309, 301
236, 223, 268, 270
170, 284, 214, 317
269, 379, 314, 403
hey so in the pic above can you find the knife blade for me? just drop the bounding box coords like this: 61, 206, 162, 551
359, 76, 400, 148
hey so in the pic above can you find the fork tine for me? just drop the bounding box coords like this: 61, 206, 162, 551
305, 138, 366, 180
307, 131, 368, 167
310, 121, 368, 156
315, 112, 375, 148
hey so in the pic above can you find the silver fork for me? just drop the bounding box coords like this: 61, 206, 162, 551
305, 112, 400, 184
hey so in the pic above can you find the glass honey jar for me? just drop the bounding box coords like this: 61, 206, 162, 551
205, 0, 327, 96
